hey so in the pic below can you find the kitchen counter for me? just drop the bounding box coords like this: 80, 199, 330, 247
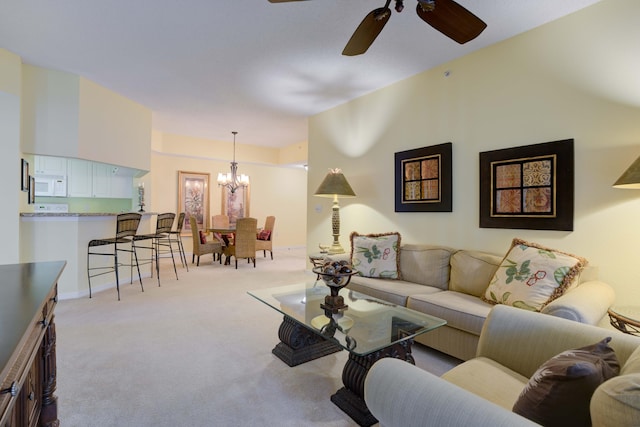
21, 211, 157, 217
20, 213, 157, 298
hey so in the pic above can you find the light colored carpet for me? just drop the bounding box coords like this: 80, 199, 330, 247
55, 248, 460, 426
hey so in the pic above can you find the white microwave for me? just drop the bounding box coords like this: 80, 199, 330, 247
34, 175, 67, 197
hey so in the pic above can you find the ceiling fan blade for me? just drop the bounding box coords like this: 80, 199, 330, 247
416, 0, 486, 44
268, 0, 309, 3
342, 8, 392, 56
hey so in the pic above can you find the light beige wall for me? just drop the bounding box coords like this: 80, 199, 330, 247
78, 77, 152, 170
0, 49, 23, 263
307, 0, 640, 303
21, 64, 80, 158
149, 134, 307, 249
20, 66, 152, 170
158, 131, 280, 164
279, 141, 308, 166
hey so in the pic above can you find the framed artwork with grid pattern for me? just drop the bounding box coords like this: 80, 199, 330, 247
395, 142, 452, 212
479, 139, 574, 231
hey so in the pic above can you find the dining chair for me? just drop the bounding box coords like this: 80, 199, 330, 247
87, 212, 144, 300
256, 215, 275, 260
167, 212, 189, 271
222, 217, 257, 269
189, 215, 223, 266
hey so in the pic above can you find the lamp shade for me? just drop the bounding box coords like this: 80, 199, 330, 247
314, 169, 356, 198
614, 156, 640, 189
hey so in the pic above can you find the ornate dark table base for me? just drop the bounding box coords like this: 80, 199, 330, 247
331, 339, 415, 427
272, 316, 342, 367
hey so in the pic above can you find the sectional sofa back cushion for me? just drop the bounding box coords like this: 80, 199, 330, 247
399, 244, 454, 290
450, 250, 503, 297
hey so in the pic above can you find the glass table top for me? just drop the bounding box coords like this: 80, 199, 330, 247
248, 281, 446, 356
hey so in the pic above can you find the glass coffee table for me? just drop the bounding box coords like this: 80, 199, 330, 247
248, 281, 446, 427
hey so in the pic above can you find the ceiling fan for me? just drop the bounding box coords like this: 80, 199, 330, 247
268, 0, 487, 56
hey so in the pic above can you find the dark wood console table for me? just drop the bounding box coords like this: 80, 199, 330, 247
0, 261, 65, 427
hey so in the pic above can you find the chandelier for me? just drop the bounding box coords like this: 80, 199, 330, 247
217, 131, 249, 193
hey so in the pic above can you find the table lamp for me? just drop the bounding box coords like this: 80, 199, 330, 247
314, 168, 356, 254
613, 155, 640, 188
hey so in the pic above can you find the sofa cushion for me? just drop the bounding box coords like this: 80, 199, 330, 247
407, 291, 493, 336
351, 232, 401, 279
443, 357, 529, 410
399, 244, 454, 290
512, 337, 620, 427
590, 373, 640, 427
349, 277, 441, 307
450, 250, 502, 298
483, 238, 588, 312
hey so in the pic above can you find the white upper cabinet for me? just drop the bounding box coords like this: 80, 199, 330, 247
67, 159, 92, 197
92, 163, 112, 198
34, 156, 67, 176
67, 159, 133, 199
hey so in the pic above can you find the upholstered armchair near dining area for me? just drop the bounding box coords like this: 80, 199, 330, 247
256, 216, 275, 260
189, 216, 222, 266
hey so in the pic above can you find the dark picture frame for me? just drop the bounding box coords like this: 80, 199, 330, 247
21, 159, 29, 192
28, 176, 35, 204
395, 142, 452, 212
479, 139, 574, 231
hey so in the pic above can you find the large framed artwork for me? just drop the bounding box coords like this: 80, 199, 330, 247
479, 139, 574, 231
178, 171, 210, 235
222, 185, 250, 227
395, 142, 452, 212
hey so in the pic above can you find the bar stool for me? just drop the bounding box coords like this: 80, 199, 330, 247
167, 212, 189, 271
133, 213, 179, 286
87, 212, 144, 301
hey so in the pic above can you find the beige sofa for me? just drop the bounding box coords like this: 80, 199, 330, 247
364, 304, 640, 427
346, 244, 615, 361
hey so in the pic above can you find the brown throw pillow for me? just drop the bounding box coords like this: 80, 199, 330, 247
513, 337, 620, 427
199, 230, 207, 244
257, 229, 271, 240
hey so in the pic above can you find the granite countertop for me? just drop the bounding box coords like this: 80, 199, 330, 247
21, 212, 158, 217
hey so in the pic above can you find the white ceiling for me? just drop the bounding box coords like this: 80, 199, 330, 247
0, 0, 601, 148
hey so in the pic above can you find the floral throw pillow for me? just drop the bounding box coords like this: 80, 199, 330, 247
482, 238, 588, 311
350, 232, 401, 279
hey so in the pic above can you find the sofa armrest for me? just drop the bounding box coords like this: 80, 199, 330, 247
364, 358, 539, 427
541, 280, 615, 325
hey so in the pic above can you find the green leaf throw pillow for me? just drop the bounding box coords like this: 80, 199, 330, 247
482, 238, 587, 311
350, 232, 401, 279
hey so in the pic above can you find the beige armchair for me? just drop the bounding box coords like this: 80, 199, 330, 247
365, 304, 640, 427
256, 215, 275, 259
189, 215, 222, 266
223, 217, 257, 268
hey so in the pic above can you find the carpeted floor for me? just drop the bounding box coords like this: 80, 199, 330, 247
55, 248, 460, 426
